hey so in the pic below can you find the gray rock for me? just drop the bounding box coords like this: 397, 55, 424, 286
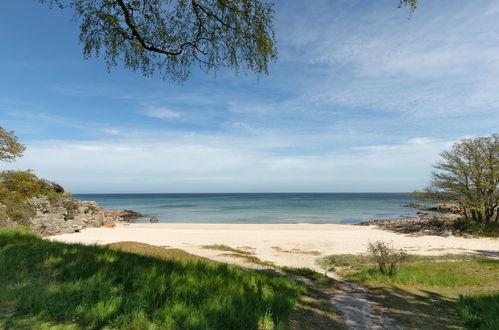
149, 216, 159, 223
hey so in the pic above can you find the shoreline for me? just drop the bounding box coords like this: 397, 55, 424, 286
49, 223, 499, 270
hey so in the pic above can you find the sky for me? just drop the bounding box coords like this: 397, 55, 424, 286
0, 0, 498, 193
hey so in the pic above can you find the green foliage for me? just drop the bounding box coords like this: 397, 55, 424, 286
398, 0, 418, 13
368, 240, 408, 276
0, 228, 305, 329
202, 243, 252, 255
0, 125, 25, 162
37, 0, 277, 83
413, 134, 499, 224
0, 170, 66, 225
458, 293, 499, 329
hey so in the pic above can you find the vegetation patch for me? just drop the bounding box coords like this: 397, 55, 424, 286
202, 244, 253, 255
319, 253, 499, 329
0, 229, 306, 329
0, 170, 67, 225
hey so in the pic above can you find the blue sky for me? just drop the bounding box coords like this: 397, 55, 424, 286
1, 0, 498, 193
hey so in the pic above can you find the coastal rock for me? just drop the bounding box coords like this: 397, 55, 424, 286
403, 203, 463, 215
24, 195, 121, 236
103, 209, 144, 222
0, 194, 141, 236
149, 216, 159, 223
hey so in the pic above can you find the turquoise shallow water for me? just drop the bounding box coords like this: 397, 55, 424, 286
74, 193, 421, 224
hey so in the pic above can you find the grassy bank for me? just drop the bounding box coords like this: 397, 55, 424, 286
0, 228, 311, 329
319, 254, 499, 329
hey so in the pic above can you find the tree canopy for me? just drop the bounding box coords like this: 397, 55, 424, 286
413, 134, 498, 224
0, 126, 26, 162
38, 0, 277, 82
36, 0, 419, 82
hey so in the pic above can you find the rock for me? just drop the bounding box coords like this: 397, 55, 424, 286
404, 203, 463, 215
149, 216, 159, 223
1, 195, 142, 236
403, 203, 428, 210
104, 209, 144, 222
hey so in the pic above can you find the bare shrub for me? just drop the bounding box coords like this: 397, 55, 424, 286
368, 241, 408, 276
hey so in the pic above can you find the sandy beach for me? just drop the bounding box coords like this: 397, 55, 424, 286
49, 223, 499, 270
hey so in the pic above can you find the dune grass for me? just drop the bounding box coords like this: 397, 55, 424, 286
0, 228, 308, 329
319, 253, 499, 329
202, 244, 253, 255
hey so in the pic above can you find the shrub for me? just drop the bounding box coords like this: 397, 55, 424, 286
0, 170, 67, 225
368, 240, 408, 276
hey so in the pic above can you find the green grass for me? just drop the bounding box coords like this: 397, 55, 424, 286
201, 244, 253, 255
458, 293, 499, 329
0, 228, 307, 329
201, 244, 342, 329
319, 253, 499, 329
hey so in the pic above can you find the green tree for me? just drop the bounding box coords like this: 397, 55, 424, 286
0, 126, 26, 162
36, 0, 418, 82
38, 0, 277, 82
413, 134, 498, 224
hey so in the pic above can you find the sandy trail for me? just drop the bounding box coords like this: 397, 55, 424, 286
49, 223, 499, 270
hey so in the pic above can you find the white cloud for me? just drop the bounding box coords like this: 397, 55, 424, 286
1, 133, 456, 193
144, 107, 181, 119
103, 129, 120, 135
276, 0, 499, 118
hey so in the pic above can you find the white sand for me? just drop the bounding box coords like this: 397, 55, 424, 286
48, 223, 499, 270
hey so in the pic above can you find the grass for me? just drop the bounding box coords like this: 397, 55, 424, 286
202, 244, 253, 255
0, 228, 309, 329
319, 253, 499, 329
200, 244, 341, 329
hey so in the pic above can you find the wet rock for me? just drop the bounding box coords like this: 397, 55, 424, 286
149, 216, 159, 223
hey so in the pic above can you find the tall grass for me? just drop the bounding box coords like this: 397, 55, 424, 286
0, 229, 305, 329
458, 293, 499, 329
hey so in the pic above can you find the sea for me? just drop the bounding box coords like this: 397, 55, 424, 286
73, 193, 422, 224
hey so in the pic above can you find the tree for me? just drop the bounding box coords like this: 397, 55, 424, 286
37, 0, 277, 82
413, 134, 498, 224
0, 126, 26, 162
36, 0, 417, 82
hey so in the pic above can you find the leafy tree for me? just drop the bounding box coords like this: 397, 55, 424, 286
36, 0, 418, 82
399, 0, 417, 13
413, 134, 498, 224
37, 0, 277, 82
0, 126, 26, 162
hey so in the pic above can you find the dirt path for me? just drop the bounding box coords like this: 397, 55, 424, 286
324, 271, 399, 329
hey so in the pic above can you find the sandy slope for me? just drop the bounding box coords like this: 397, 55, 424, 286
48, 223, 499, 270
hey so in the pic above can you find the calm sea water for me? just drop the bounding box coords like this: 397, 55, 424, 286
73, 193, 420, 224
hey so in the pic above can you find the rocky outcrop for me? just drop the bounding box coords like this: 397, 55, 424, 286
403, 203, 463, 214
357, 216, 456, 236
2, 194, 144, 236
102, 209, 144, 222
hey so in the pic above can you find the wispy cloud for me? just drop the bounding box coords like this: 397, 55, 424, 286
144, 107, 181, 119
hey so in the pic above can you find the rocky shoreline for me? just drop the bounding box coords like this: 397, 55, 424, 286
1, 194, 143, 236
357, 203, 466, 236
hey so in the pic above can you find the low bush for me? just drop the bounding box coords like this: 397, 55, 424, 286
367, 241, 408, 276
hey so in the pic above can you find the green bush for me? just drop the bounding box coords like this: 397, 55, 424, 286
0, 170, 66, 225
368, 241, 408, 276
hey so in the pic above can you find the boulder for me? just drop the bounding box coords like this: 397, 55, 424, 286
0, 195, 140, 236
149, 216, 159, 223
